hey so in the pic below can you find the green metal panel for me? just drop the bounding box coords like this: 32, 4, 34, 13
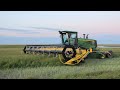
78, 38, 97, 50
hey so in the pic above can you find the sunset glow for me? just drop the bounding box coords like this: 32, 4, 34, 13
0, 11, 120, 44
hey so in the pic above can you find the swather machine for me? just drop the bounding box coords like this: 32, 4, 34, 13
23, 31, 113, 65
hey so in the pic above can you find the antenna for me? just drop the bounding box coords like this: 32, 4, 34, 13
86, 34, 89, 39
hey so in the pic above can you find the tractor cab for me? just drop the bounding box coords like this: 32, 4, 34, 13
59, 31, 97, 50
59, 31, 78, 47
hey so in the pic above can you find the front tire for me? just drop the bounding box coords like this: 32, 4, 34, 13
62, 45, 76, 62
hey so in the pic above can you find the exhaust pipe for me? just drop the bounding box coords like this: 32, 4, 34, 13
83, 34, 85, 39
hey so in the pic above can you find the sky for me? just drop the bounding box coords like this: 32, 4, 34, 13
0, 11, 120, 44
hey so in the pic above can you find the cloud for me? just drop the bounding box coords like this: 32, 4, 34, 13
1, 26, 120, 39
0, 26, 69, 38
30, 27, 61, 31
0, 27, 29, 32
0, 28, 60, 37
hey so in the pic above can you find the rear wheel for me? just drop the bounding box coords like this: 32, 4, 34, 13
106, 51, 113, 58
23, 46, 26, 53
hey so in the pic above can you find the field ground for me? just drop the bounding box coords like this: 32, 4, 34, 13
0, 45, 120, 79
98, 44, 120, 47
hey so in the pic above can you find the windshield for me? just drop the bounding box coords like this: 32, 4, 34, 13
71, 33, 76, 38
62, 33, 77, 45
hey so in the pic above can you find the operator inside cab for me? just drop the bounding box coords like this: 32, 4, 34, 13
59, 31, 78, 46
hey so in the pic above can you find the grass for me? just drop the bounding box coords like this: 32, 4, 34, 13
0, 45, 120, 79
